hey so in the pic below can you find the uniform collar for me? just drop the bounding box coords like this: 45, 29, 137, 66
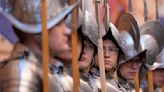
118, 77, 134, 91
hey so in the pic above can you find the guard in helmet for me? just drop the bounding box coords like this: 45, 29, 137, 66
50, 9, 95, 92
149, 48, 164, 91
139, 21, 164, 92
93, 23, 127, 92
139, 54, 164, 92
78, 10, 99, 92
53, 10, 99, 92
115, 13, 147, 92
0, 0, 79, 92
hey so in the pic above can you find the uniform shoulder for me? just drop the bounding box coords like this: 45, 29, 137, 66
0, 57, 42, 92
0, 56, 42, 79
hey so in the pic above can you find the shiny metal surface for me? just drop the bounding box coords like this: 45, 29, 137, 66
117, 31, 146, 65
149, 48, 164, 70
116, 12, 140, 50
140, 21, 164, 65
156, 48, 164, 69
0, 0, 79, 33
0, 43, 62, 92
82, 10, 99, 46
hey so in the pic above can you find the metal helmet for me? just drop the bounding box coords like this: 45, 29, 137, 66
116, 12, 140, 50
65, 9, 84, 31
81, 10, 99, 46
155, 48, 164, 69
139, 21, 164, 78
102, 23, 125, 59
147, 48, 164, 70
140, 21, 164, 66
77, 10, 98, 67
0, 0, 79, 33
116, 31, 146, 65
115, 12, 146, 65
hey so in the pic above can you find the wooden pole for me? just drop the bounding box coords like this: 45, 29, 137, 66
80, 0, 82, 10
95, 0, 107, 92
128, 0, 133, 13
128, 0, 140, 91
134, 71, 139, 92
102, 0, 110, 30
155, 0, 159, 20
70, 0, 79, 92
143, 0, 148, 21
143, 0, 154, 91
41, 0, 50, 92
162, 86, 164, 92
147, 70, 154, 92
114, 71, 118, 80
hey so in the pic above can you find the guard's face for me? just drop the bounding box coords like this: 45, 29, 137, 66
96, 39, 118, 71
79, 41, 95, 71
55, 32, 82, 66
57, 38, 82, 65
49, 19, 71, 56
153, 68, 164, 87
119, 56, 141, 80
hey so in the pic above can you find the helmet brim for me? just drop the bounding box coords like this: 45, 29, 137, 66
0, 2, 79, 33
119, 49, 147, 65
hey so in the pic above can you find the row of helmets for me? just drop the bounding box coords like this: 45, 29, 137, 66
0, 0, 163, 72
81, 10, 164, 74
